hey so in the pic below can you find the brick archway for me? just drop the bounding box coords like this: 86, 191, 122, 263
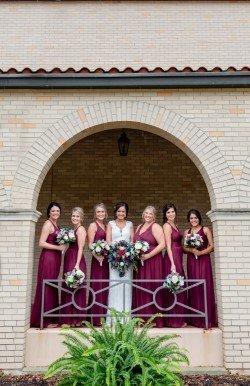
11, 101, 236, 210
0, 181, 8, 209
240, 156, 250, 207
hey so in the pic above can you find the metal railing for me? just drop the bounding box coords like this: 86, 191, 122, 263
41, 279, 208, 329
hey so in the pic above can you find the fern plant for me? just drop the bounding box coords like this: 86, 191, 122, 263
45, 312, 188, 386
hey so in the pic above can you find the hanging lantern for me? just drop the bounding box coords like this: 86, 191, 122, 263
117, 130, 130, 156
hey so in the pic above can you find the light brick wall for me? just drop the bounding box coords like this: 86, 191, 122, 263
0, 89, 249, 211
0, 90, 249, 371
208, 212, 250, 370
0, 1, 250, 70
0, 213, 38, 369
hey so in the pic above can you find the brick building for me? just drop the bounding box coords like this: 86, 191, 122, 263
0, 0, 249, 373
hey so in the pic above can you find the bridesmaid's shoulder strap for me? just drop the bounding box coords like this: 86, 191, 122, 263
136, 224, 143, 233
75, 225, 84, 234
48, 219, 57, 230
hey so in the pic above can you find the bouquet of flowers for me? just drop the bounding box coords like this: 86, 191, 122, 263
108, 240, 138, 277
56, 228, 76, 245
164, 272, 185, 294
134, 240, 149, 266
64, 268, 85, 289
89, 239, 110, 266
184, 232, 203, 259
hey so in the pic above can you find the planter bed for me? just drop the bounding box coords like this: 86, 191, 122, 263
0, 373, 249, 386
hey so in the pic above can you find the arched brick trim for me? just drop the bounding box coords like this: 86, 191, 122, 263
0, 182, 8, 209
11, 101, 236, 210
240, 156, 250, 207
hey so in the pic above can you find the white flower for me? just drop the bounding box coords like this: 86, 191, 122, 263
76, 270, 85, 279
105, 245, 110, 250
120, 262, 124, 266
68, 230, 75, 238
64, 235, 69, 241
125, 252, 130, 257
171, 275, 179, 284
142, 245, 148, 252
134, 242, 143, 250
95, 246, 101, 253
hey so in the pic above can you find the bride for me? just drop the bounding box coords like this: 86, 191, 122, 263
106, 202, 134, 320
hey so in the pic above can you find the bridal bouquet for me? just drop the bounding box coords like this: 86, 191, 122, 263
64, 268, 85, 289
56, 228, 76, 245
184, 232, 203, 259
134, 240, 149, 266
89, 239, 110, 266
164, 272, 184, 294
108, 240, 138, 277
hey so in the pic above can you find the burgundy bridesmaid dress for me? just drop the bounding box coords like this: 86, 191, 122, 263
133, 224, 164, 327
187, 227, 217, 328
30, 221, 61, 328
60, 226, 87, 325
88, 223, 109, 326
164, 225, 187, 327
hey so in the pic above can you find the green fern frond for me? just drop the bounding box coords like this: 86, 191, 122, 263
45, 311, 188, 385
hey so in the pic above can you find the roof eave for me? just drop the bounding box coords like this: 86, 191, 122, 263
0, 71, 249, 88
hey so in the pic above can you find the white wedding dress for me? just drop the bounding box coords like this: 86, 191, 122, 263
107, 220, 133, 323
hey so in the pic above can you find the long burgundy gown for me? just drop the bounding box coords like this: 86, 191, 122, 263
187, 227, 217, 328
133, 224, 164, 327
88, 223, 109, 326
164, 224, 187, 327
30, 221, 61, 328
60, 226, 86, 325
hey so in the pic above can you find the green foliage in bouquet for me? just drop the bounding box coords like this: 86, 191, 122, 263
45, 311, 188, 386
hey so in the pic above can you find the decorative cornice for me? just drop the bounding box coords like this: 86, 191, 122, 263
0, 210, 41, 222
207, 209, 250, 222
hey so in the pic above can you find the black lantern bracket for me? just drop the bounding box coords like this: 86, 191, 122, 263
117, 130, 130, 156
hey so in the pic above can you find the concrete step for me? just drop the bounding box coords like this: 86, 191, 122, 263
25, 327, 223, 369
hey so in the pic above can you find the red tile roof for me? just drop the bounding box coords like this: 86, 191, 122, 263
0, 66, 250, 74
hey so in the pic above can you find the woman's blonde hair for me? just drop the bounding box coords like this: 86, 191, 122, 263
142, 205, 156, 222
72, 207, 84, 222
93, 203, 108, 221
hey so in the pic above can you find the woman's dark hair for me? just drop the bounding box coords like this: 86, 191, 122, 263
162, 203, 177, 224
114, 202, 129, 219
187, 209, 202, 225
47, 202, 61, 218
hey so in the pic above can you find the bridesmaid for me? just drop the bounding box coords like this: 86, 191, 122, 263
162, 203, 187, 328
133, 206, 165, 327
88, 203, 109, 326
184, 209, 217, 328
60, 207, 87, 326
31, 202, 66, 328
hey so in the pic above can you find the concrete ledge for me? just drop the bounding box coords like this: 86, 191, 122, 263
25, 327, 223, 368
